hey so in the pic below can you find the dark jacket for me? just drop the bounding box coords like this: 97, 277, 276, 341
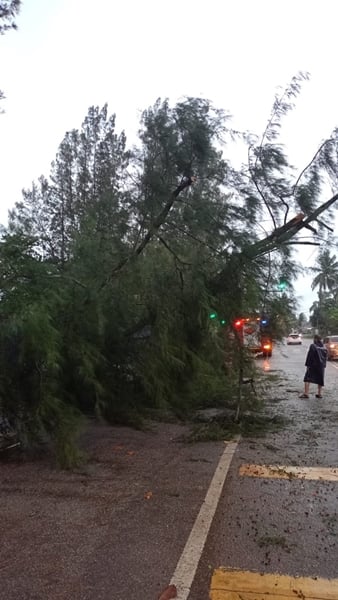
305, 342, 327, 369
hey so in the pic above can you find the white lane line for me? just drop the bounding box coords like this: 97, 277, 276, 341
170, 437, 239, 600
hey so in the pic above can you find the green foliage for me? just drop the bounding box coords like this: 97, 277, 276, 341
187, 411, 287, 442
311, 249, 338, 296
4, 80, 338, 464
309, 249, 338, 334
0, 234, 91, 466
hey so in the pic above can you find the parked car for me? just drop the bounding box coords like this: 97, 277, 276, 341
286, 333, 302, 345
323, 335, 338, 360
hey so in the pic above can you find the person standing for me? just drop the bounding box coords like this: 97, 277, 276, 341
300, 334, 328, 398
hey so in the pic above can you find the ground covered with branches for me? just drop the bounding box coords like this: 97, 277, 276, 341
0, 368, 286, 600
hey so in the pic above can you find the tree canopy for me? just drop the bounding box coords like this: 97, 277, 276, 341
309, 249, 338, 333
2, 75, 338, 464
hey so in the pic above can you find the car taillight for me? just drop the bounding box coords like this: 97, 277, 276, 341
263, 344, 271, 350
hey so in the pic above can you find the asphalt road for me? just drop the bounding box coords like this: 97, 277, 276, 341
269, 336, 338, 393
188, 337, 338, 599
2, 337, 338, 600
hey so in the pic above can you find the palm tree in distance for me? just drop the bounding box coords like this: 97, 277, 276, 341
310, 249, 338, 301
310, 249, 338, 332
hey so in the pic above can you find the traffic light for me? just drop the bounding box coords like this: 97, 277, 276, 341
209, 311, 226, 326
277, 279, 287, 291
234, 319, 243, 328
208, 310, 227, 327
209, 311, 217, 320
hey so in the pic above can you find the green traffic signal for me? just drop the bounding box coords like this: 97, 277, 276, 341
278, 280, 287, 291
209, 310, 226, 326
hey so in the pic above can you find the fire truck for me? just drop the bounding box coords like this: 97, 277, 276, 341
234, 317, 273, 358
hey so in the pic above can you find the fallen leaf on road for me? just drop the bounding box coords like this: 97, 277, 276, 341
127, 451, 135, 456
158, 584, 177, 599
144, 491, 153, 500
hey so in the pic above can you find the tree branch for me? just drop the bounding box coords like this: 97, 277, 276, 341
248, 145, 277, 229
292, 139, 333, 196
97, 177, 195, 292
157, 235, 192, 266
210, 193, 338, 293
165, 223, 223, 256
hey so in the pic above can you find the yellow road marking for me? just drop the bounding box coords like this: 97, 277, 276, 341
239, 464, 338, 481
210, 568, 338, 599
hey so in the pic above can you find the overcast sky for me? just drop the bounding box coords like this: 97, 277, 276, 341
1, 0, 338, 314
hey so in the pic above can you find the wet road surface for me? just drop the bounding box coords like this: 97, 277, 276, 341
189, 337, 338, 599
2, 337, 338, 600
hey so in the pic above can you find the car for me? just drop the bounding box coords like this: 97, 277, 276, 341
286, 333, 302, 345
323, 335, 338, 360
